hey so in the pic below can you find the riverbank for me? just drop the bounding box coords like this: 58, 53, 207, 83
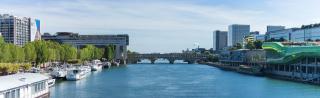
203, 62, 320, 86
203, 62, 263, 76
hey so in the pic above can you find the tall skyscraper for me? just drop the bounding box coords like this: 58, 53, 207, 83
267, 25, 285, 32
228, 24, 250, 46
0, 14, 40, 46
213, 30, 228, 51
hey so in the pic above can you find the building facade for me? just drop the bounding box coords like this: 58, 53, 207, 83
228, 24, 250, 46
0, 14, 40, 46
267, 25, 285, 32
42, 32, 129, 64
213, 30, 227, 51
266, 24, 320, 42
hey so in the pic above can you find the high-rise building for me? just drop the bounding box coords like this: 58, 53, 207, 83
228, 24, 250, 46
267, 25, 285, 32
213, 30, 227, 51
0, 14, 40, 46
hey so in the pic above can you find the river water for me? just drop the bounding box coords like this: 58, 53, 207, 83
50, 64, 320, 98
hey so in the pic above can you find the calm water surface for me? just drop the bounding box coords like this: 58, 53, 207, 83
51, 64, 320, 98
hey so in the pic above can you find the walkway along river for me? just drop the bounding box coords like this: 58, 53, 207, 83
51, 64, 320, 98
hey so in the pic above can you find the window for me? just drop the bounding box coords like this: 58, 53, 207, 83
4, 89, 20, 98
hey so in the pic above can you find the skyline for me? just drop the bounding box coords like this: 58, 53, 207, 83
1, 0, 320, 53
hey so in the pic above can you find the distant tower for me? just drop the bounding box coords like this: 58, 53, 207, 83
34, 19, 41, 41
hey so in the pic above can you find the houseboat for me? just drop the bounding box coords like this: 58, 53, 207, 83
0, 73, 51, 98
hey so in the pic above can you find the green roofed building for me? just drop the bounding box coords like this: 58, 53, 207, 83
262, 42, 320, 84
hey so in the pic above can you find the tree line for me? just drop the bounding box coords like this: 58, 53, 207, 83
0, 36, 116, 75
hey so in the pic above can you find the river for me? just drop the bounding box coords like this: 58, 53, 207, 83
50, 64, 320, 98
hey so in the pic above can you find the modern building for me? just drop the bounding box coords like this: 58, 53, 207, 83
267, 25, 285, 32
0, 14, 41, 46
249, 31, 259, 35
0, 73, 51, 98
228, 24, 250, 46
266, 28, 293, 41
266, 23, 320, 42
42, 32, 129, 64
213, 30, 227, 51
255, 35, 266, 41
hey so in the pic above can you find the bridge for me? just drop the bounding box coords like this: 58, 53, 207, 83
127, 53, 209, 64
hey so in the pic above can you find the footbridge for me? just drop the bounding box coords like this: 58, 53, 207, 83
127, 53, 209, 64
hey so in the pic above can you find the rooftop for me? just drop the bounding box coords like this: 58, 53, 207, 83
0, 73, 49, 92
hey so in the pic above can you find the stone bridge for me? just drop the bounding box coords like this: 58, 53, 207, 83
127, 53, 209, 64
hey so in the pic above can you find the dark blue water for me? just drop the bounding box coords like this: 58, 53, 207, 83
51, 64, 320, 98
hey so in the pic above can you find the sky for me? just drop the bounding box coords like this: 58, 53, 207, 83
1, 0, 320, 53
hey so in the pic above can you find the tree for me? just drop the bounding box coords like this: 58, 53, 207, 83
104, 45, 115, 61
34, 40, 50, 65
253, 40, 263, 49
306, 39, 313, 42
234, 43, 242, 49
279, 37, 286, 42
245, 41, 255, 50
1, 44, 12, 63
24, 43, 37, 62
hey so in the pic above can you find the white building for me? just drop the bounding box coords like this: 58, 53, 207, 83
0, 14, 41, 46
0, 73, 50, 98
228, 24, 250, 46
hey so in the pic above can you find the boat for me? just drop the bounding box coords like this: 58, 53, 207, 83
0, 73, 51, 98
66, 68, 87, 81
103, 62, 112, 69
50, 67, 67, 78
91, 60, 103, 71
82, 65, 91, 74
48, 78, 56, 87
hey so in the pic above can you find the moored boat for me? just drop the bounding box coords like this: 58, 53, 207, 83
66, 68, 87, 81
50, 67, 67, 78
91, 60, 103, 71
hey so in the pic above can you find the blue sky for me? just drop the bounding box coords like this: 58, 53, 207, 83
1, 0, 320, 53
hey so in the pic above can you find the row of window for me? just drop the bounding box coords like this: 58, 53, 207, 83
31, 81, 46, 94
4, 89, 20, 98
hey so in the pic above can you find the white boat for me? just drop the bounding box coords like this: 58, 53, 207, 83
82, 66, 91, 74
66, 68, 87, 81
50, 67, 67, 78
103, 62, 112, 69
0, 73, 51, 98
48, 78, 56, 87
91, 60, 103, 71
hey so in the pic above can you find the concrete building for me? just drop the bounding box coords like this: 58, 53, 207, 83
0, 14, 40, 46
42, 32, 129, 64
228, 24, 250, 46
267, 25, 285, 32
213, 30, 227, 51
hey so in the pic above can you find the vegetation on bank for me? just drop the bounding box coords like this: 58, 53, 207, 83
0, 37, 116, 75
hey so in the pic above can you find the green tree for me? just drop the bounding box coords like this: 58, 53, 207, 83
24, 43, 37, 62
245, 41, 255, 50
253, 40, 263, 49
234, 43, 242, 49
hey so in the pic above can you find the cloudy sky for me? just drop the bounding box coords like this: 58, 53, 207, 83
1, 0, 320, 53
